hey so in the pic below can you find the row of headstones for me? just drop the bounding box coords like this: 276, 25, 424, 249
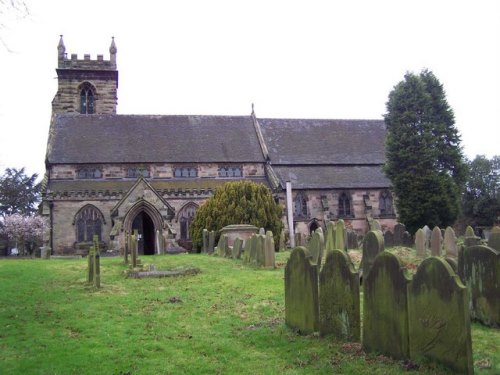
285, 245, 474, 374
371, 221, 413, 248
293, 219, 359, 250
202, 228, 276, 268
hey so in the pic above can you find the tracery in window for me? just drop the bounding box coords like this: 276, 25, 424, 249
178, 203, 198, 240
218, 166, 242, 177
80, 82, 95, 114
74, 205, 104, 242
338, 192, 352, 217
174, 167, 197, 178
294, 192, 308, 218
379, 190, 394, 216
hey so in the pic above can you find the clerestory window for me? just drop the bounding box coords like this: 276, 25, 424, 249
174, 167, 197, 178
218, 166, 242, 177
127, 168, 150, 178
77, 168, 102, 179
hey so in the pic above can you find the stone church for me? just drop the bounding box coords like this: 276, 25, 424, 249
42, 37, 396, 255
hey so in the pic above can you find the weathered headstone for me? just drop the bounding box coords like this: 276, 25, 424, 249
208, 230, 215, 254
242, 235, 252, 263
459, 245, 500, 327
422, 225, 432, 249
279, 229, 286, 251
384, 230, 394, 248
361, 230, 384, 277
430, 226, 442, 256
465, 225, 475, 237
346, 230, 358, 249
202, 229, 209, 253
402, 231, 413, 247
131, 232, 138, 268
335, 219, 347, 251
443, 226, 458, 257
488, 229, 500, 252
285, 247, 319, 334
93, 235, 101, 288
124, 231, 129, 264
319, 249, 360, 340
259, 227, 265, 235
264, 231, 275, 268
256, 234, 266, 265
87, 246, 95, 283
393, 223, 406, 246
415, 228, 426, 258
308, 231, 322, 266
464, 225, 480, 247
325, 221, 336, 251
232, 237, 243, 259
408, 257, 472, 374
363, 251, 411, 359
369, 219, 382, 231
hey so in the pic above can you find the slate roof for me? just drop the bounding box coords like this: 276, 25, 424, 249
46, 114, 266, 164
258, 118, 386, 165
271, 166, 390, 190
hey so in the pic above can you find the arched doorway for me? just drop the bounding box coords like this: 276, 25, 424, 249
132, 211, 155, 255
309, 221, 319, 234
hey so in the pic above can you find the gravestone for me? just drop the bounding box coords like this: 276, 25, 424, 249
232, 237, 243, 259
421, 225, 431, 250
208, 230, 215, 254
402, 231, 413, 247
319, 249, 360, 341
87, 246, 95, 283
393, 223, 406, 246
363, 251, 411, 360
459, 245, 500, 327
444, 257, 458, 273
443, 226, 458, 257
279, 229, 286, 251
369, 219, 382, 231
464, 225, 480, 247
488, 229, 500, 251
259, 227, 265, 235
408, 257, 472, 374
346, 230, 358, 249
124, 231, 129, 264
285, 247, 319, 334
256, 234, 266, 266
384, 230, 394, 248
335, 219, 347, 251
361, 230, 384, 278
264, 231, 275, 268
242, 235, 252, 264
325, 221, 336, 251
131, 232, 138, 268
465, 225, 475, 237
308, 230, 322, 266
430, 226, 442, 256
202, 229, 209, 253
415, 228, 426, 258
93, 235, 101, 288
294, 232, 303, 247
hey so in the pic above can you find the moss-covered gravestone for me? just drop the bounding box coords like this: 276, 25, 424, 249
308, 230, 322, 266
319, 249, 360, 340
363, 251, 411, 359
242, 235, 252, 264
459, 245, 500, 327
87, 246, 95, 283
415, 228, 426, 258
279, 229, 286, 251
208, 230, 215, 254
443, 226, 458, 257
255, 234, 266, 266
361, 230, 384, 278
325, 221, 336, 251
232, 237, 243, 259
202, 229, 209, 253
335, 219, 347, 251
393, 223, 406, 246
430, 226, 442, 256
285, 247, 319, 334
384, 230, 394, 248
488, 229, 500, 252
464, 225, 480, 247
408, 257, 472, 374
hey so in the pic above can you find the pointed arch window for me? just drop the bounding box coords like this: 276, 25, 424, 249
178, 203, 198, 240
379, 190, 394, 216
80, 83, 95, 114
338, 192, 352, 217
74, 205, 104, 242
294, 192, 307, 218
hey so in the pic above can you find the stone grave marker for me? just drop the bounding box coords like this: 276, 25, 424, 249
308, 231, 322, 266
202, 229, 209, 253
443, 226, 458, 257
325, 221, 336, 251
264, 231, 276, 268
361, 230, 384, 278
208, 230, 215, 254
285, 246, 319, 334
459, 245, 500, 327
464, 225, 480, 247
259, 227, 265, 235
232, 237, 243, 259
346, 230, 358, 249
408, 257, 472, 374
335, 219, 347, 251
430, 226, 442, 256
422, 225, 432, 249
415, 228, 426, 258
384, 230, 394, 248
402, 231, 413, 247
393, 223, 406, 246
242, 235, 252, 264
369, 219, 382, 231
363, 251, 411, 359
279, 229, 286, 251
319, 249, 360, 341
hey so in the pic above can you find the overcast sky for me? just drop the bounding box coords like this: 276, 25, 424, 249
1, 0, 499, 178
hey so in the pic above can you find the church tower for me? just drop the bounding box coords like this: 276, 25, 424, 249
52, 36, 118, 115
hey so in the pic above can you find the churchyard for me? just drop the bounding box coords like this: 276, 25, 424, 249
1, 228, 499, 374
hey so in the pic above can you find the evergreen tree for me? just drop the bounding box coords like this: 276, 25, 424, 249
189, 180, 283, 251
0, 168, 41, 217
384, 70, 466, 234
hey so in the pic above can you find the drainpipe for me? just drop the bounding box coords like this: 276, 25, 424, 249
286, 181, 295, 248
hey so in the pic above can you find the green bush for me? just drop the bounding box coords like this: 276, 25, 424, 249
189, 180, 283, 251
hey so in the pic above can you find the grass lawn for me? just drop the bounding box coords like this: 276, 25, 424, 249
0, 252, 498, 374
